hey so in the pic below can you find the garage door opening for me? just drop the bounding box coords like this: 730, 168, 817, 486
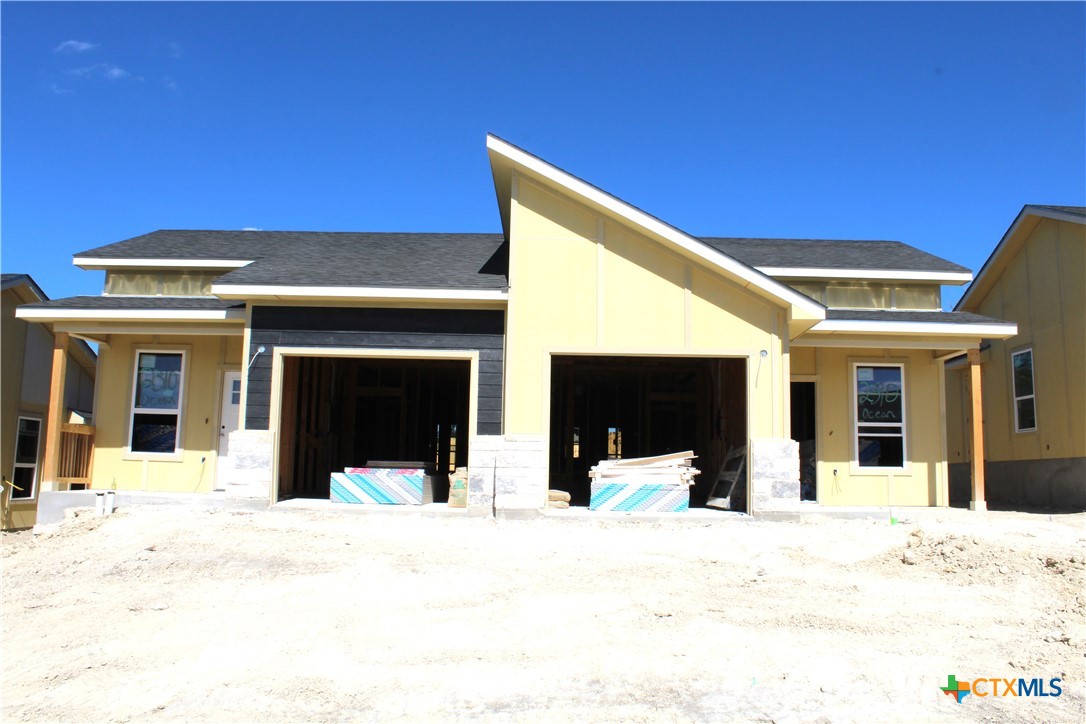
277, 357, 470, 502
549, 356, 747, 509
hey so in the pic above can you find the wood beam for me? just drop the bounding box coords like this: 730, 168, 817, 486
40, 332, 70, 492
968, 348, 986, 511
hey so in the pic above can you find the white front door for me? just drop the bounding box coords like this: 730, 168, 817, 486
216, 371, 243, 491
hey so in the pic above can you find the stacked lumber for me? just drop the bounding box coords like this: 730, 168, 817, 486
547, 489, 571, 509
588, 451, 699, 512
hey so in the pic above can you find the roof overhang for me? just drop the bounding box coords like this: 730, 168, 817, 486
793, 318, 1017, 350
1, 274, 48, 303
486, 134, 826, 336
15, 307, 246, 323
74, 257, 252, 271
210, 284, 508, 303
806, 319, 1018, 337
760, 267, 973, 284
956, 205, 1086, 311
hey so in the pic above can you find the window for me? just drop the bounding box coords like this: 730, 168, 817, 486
854, 364, 905, 468
10, 417, 42, 500
130, 351, 185, 455
1011, 348, 1036, 432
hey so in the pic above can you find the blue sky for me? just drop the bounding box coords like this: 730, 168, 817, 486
3, 2, 1084, 309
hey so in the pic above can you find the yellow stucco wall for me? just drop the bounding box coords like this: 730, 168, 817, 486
947, 218, 1085, 463
504, 173, 788, 442
813, 347, 947, 506
90, 334, 242, 493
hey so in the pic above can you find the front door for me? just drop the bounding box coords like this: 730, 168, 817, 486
216, 371, 242, 491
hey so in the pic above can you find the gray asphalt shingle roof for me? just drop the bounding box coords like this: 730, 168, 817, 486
75, 228, 969, 288
700, 238, 970, 273
1028, 205, 1086, 217
76, 230, 509, 290
19, 296, 245, 311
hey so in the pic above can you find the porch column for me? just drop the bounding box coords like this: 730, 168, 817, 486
967, 348, 986, 511
40, 331, 69, 492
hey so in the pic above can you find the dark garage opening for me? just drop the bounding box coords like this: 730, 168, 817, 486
277, 357, 470, 501
549, 356, 747, 508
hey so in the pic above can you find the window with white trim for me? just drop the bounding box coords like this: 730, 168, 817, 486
130, 350, 185, 454
10, 417, 42, 500
854, 364, 906, 468
1011, 348, 1036, 432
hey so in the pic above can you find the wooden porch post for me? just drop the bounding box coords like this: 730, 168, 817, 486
967, 348, 986, 512
40, 331, 69, 492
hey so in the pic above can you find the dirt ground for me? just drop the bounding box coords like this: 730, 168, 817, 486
2, 504, 1084, 723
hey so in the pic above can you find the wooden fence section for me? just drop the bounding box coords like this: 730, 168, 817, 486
57, 423, 95, 487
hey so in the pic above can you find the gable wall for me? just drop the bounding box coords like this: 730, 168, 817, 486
505, 173, 788, 440
947, 218, 1085, 465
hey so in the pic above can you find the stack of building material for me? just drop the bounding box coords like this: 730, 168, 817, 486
588, 451, 698, 512
330, 465, 433, 505
547, 489, 571, 509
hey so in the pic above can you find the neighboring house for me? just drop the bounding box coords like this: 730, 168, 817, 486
946, 205, 1085, 509
2, 274, 96, 529
16, 136, 1016, 516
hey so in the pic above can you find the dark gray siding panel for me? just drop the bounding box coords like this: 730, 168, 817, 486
246, 306, 505, 434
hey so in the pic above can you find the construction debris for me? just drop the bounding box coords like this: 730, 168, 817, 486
546, 489, 571, 509
588, 451, 698, 512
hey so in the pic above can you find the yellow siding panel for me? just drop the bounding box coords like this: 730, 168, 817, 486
91, 334, 231, 493
603, 221, 685, 349
1033, 325, 1071, 458
791, 347, 816, 376
1057, 221, 1086, 456
1026, 220, 1062, 332
815, 348, 944, 506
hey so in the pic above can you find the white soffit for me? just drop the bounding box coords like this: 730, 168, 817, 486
210, 284, 508, 302
809, 319, 1018, 337
485, 134, 825, 318
15, 308, 245, 322
74, 257, 252, 270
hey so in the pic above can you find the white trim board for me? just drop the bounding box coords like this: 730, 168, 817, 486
16, 308, 246, 322
210, 284, 509, 302
74, 257, 251, 270
808, 319, 1017, 337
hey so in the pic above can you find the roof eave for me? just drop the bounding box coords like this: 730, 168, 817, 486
73, 257, 253, 271
210, 284, 509, 303
15, 307, 246, 323
804, 319, 1018, 338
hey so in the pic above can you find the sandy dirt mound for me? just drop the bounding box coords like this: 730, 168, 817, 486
3, 505, 1084, 722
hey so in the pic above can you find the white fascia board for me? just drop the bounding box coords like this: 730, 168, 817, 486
485, 135, 824, 318
758, 267, 973, 283
73, 257, 252, 270
810, 319, 1018, 337
210, 284, 509, 302
15, 308, 245, 322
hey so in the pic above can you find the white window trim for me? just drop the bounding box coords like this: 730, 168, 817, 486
125, 348, 188, 462
1011, 347, 1037, 433
851, 362, 909, 474
10, 415, 43, 501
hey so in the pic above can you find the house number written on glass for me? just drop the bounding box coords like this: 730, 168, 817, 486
857, 367, 902, 423
136, 353, 182, 410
